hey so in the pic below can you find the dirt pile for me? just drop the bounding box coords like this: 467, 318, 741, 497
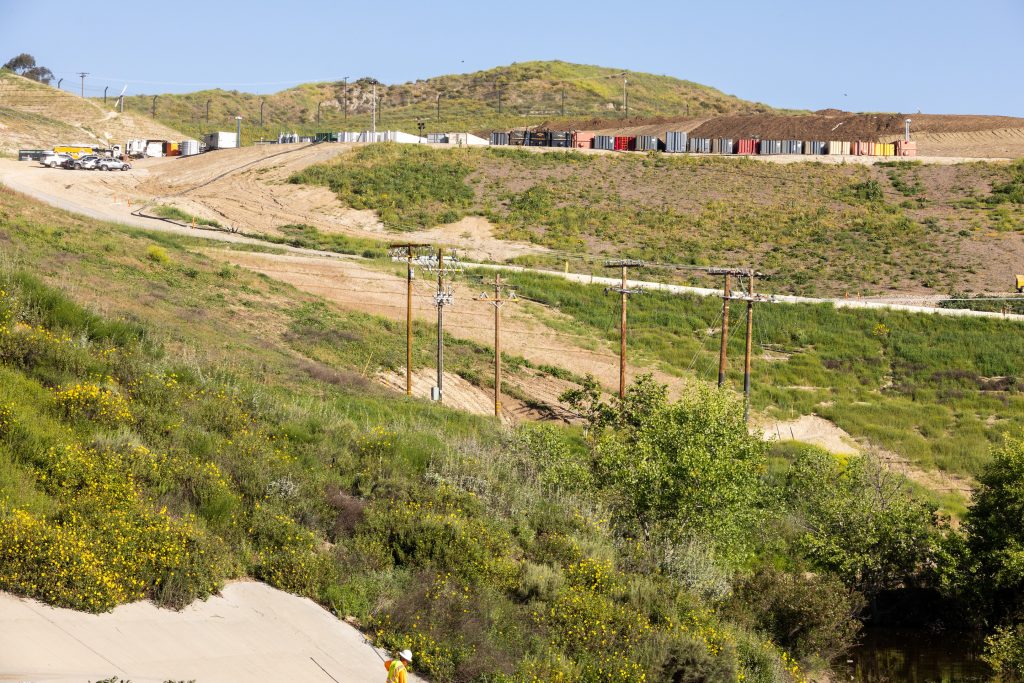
689, 112, 1024, 142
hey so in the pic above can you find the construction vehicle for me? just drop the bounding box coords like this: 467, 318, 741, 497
53, 145, 96, 159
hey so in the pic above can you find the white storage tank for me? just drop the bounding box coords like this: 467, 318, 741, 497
179, 140, 200, 156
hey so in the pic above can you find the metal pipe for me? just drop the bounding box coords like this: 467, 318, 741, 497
436, 248, 445, 401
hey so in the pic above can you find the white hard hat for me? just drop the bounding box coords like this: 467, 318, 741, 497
399, 649, 413, 662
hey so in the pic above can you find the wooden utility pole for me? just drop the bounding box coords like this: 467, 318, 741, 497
744, 272, 755, 423
718, 272, 731, 388
427, 248, 460, 402
389, 243, 429, 396
604, 260, 644, 399
476, 273, 518, 416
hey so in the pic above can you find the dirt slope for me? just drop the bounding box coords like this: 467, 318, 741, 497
209, 249, 692, 402
0, 581, 422, 683
0, 71, 186, 155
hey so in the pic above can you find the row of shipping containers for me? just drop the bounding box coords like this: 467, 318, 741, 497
488, 130, 918, 157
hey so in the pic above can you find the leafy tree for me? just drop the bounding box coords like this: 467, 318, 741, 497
563, 375, 767, 563
2, 53, 53, 84
964, 438, 1024, 620
786, 447, 940, 601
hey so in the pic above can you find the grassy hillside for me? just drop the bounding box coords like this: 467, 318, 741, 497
0, 187, 831, 681
4, 178, 1024, 678
502, 271, 1024, 490
0, 70, 184, 154
116, 61, 777, 143
290, 145, 1024, 296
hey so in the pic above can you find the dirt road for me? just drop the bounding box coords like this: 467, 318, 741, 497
0, 581, 421, 683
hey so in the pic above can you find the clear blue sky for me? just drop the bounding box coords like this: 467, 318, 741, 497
2, 0, 1022, 116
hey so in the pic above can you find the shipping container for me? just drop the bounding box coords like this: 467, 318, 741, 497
145, 141, 165, 157
827, 140, 851, 155
573, 131, 595, 149
781, 140, 803, 155
180, 140, 200, 156
736, 138, 757, 155
426, 132, 448, 143
614, 136, 635, 151
636, 135, 661, 152
489, 132, 509, 146
759, 139, 783, 155
17, 149, 46, 161
895, 140, 917, 157
665, 131, 687, 153
549, 132, 572, 148
711, 138, 734, 154
509, 131, 527, 146
593, 135, 615, 151
803, 141, 826, 155
203, 131, 238, 150
687, 137, 711, 153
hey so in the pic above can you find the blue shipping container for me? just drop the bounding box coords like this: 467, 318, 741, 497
594, 135, 615, 151
688, 137, 711, 153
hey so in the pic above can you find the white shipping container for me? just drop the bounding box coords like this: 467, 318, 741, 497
145, 141, 164, 157
180, 140, 200, 156
203, 132, 238, 149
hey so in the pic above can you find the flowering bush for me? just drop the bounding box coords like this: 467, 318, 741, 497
53, 382, 132, 426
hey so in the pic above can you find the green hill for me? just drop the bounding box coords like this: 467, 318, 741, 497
115, 61, 777, 142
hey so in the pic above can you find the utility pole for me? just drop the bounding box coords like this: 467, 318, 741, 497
57, 78, 63, 90
476, 273, 519, 417
426, 248, 460, 402
206, 99, 211, 124
371, 84, 377, 135
317, 101, 322, 127
260, 99, 265, 128
560, 86, 565, 117
77, 72, 88, 98
103, 86, 108, 104
343, 76, 348, 121
235, 115, 242, 147
604, 259, 644, 399
151, 95, 158, 118
744, 272, 754, 422
389, 243, 429, 397
436, 92, 442, 122
622, 74, 628, 118
718, 272, 730, 388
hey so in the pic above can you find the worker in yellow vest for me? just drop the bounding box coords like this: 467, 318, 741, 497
384, 649, 413, 683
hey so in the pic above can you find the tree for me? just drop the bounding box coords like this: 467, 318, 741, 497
965, 438, 1024, 619
2, 53, 53, 84
563, 375, 767, 564
786, 447, 940, 601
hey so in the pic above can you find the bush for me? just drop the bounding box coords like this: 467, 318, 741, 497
983, 621, 1024, 679
729, 568, 865, 662
146, 245, 170, 264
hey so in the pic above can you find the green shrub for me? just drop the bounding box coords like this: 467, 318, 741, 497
146, 245, 170, 264
982, 622, 1024, 679
729, 568, 865, 662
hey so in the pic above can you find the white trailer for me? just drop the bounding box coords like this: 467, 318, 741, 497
125, 139, 147, 158
203, 132, 238, 150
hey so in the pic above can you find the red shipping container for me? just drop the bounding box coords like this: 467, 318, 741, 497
737, 138, 757, 155
614, 136, 635, 151
573, 131, 596, 149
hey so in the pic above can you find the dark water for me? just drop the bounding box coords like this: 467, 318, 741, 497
846, 628, 992, 682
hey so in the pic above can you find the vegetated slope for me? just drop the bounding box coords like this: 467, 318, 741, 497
117, 60, 776, 142
0, 70, 185, 154
0, 186, 870, 682
290, 144, 1024, 296
504, 269, 1024, 495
